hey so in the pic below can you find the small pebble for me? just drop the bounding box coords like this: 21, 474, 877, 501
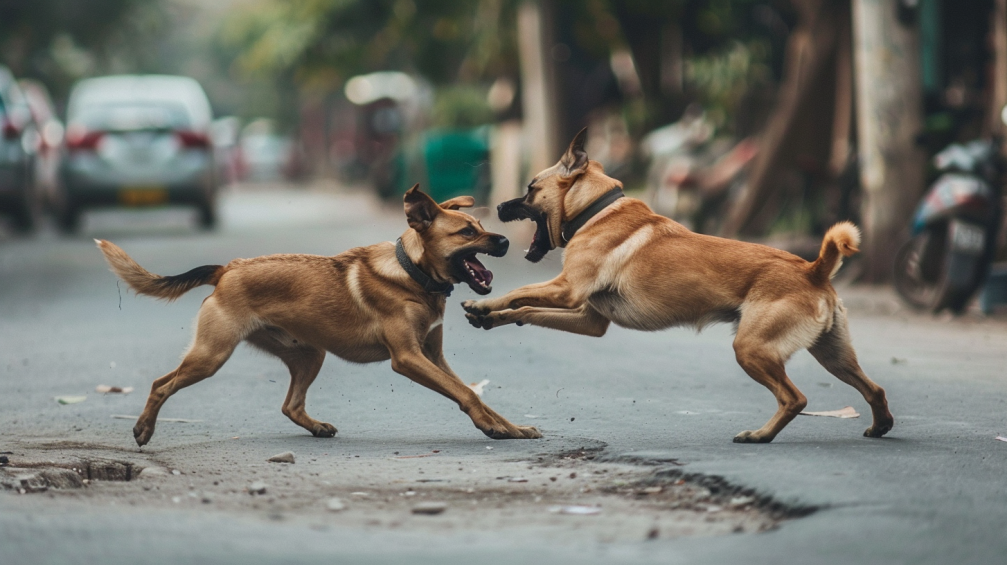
248, 481, 268, 495
267, 452, 295, 464
411, 502, 447, 515
326, 498, 346, 512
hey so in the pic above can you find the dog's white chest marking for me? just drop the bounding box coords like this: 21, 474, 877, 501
347, 263, 364, 305
428, 316, 444, 333
597, 224, 654, 288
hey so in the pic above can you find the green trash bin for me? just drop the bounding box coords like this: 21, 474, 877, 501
421, 127, 491, 204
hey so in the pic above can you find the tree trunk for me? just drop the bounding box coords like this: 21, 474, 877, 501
721, 0, 848, 238
517, 0, 559, 174
852, 0, 926, 283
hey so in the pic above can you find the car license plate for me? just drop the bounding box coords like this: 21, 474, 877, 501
119, 187, 168, 207
950, 221, 985, 255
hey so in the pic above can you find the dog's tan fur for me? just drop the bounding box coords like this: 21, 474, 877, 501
464, 130, 893, 443
98, 185, 540, 446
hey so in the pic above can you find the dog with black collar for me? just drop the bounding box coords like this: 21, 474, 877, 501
97, 185, 540, 446
464, 129, 893, 444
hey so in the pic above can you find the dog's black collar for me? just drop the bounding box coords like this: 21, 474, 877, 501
561, 187, 625, 243
395, 238, 454, 297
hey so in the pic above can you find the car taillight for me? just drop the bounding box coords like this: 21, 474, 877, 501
65, 129, 105, 152
176, 130, 211, 149
2, 120, 20, 140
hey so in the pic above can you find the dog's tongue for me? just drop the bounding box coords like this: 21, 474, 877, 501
463, 256, 493, 286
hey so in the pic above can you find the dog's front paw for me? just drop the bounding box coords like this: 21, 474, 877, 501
462, 300, 491, 315
467, 310, 522, 330
465, 312, 495, 330
311, 422, 338, 438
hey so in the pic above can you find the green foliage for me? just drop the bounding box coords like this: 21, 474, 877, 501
0, 0, 168, 99
684, 40, 771, 131
221, 0, 517, 90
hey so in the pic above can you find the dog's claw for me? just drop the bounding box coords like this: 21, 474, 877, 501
133, 424, 153, 447
462, 300, 489, 316
863, 424, 891, 438
482, 425, 542, 440
311, 423, 338, 438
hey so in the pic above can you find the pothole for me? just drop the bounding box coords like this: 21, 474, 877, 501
0, 458, 139, 494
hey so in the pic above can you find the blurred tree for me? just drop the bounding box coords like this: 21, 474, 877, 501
221, 0, 519, 91
0, 0, 168, 99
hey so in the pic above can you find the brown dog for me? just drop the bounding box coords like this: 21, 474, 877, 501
463, 130, 893, 443
97, 185, 541, 446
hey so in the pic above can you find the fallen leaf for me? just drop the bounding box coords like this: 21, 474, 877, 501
55, 396, 87, 405
96, 385, 134, 394
799, 406, 860, 419
467, 379, 490, 396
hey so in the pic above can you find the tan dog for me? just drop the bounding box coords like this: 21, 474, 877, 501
97, 185, 541, 446
463, 130, 893, 443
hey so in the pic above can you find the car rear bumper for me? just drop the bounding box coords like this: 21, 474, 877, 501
61, 154, 215, 206
0, 163, 29, 197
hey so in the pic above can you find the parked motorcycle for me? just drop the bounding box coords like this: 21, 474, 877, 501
893, 138, 1004, 313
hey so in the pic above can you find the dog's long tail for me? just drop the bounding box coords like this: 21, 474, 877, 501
95, 239, 224, 301
808, 221, 861, 283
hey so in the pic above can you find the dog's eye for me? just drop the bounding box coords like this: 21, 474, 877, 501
458, 227, 477, 237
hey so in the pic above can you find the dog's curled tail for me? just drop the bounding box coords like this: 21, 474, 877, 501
95, 239, 224, 301
809, 221, 861, 283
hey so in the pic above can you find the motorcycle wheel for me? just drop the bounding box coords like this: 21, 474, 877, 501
893, 226, 950, 311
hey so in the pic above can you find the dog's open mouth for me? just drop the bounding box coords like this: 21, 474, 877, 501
456, 254, 494, 295
525, 216, 551, 263
498, 200, 551, 263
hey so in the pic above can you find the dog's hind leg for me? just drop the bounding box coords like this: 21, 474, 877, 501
134, 296, 246, 447
246, 330, 334, 438
808, 305, 893, 438
731, 305, 813, 444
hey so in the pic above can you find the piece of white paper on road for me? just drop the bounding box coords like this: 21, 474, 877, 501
110, 414, 203, 423
468, 379, 490, 396
799, 406, 860, 419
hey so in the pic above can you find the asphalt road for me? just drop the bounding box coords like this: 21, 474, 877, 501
1, 185, 1006, 565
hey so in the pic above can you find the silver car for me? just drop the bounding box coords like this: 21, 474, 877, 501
59, 75, 218, 231
0, 66, 39, 233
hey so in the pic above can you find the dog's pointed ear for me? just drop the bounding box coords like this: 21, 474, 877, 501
439, 195, 475, 210
404, 184, 440, 231
560, 127, 589, 178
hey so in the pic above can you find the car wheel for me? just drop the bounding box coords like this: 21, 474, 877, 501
56, 203, 81, 234
197, 202, 218, 230
10, 188, 43, 234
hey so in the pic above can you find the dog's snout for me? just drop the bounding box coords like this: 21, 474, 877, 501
490, 235, 509, 256
497, 196, 525, 222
